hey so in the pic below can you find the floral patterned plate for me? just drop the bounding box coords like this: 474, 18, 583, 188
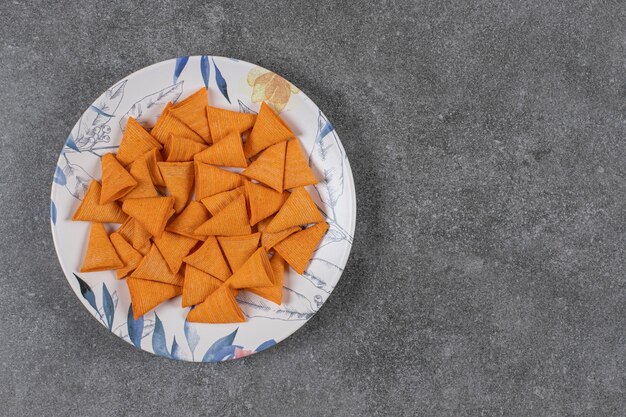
50, 56, 356, 361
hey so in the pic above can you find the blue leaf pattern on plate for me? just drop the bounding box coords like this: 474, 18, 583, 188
200, 55, 210, 89
74, 80, 125, 152
152, 314, 169, 358
237, 288, 316, 321
184, 317, 200, 359
74, 273, 96, 311
53, 166, 67, 186
237, 99, 257, 114
102, 284, 115, 330
119, 81, 184, 131
256, 339, 276, 352
202, 329, 238, 362
50, 200, 57, 225
213, 59, 230, 103
58, 154, 92, 200
127, 305, 143, 348
309, 111, 345, 221
173, 56, 189, 84
170, 336, 184, 360
64, 134, 80, 152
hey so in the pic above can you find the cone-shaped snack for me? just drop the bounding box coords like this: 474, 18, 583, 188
242, 142, 286, 192
250, 253, 286, 304
80, 223, 124, 272
183, 236, 231, 281
121, 157, 159, 200
127, 277, 182, 319
255, 215, 273, 233
151, 103, 204, 144
217, 233, 261, 272
194, 162, 243, 200
116, 117, 162, 166
72, 180, 128, 224
100, 153, 137, 204
163, 135, 207, 162
165, 201, 210, 240
130, 245, 184, 286
170, 88, 211, 143
194, 131, 247, 167
153, 231, 198, 274
157, 161, 194, 213
265, 187, 324, 232
194, 194, 251, 236
226, 247, 273, 289
284, 139, 318, 189
261, 226, 300, 250
142, 148, 166, 187
181, 265, 223, 307
109, 232, 143, 279
187, 284, 245, 323
200, 186, 244, 216
206, 105, 256, 143
274, 222, 329, 274
117, 217, 152, 252
244, 102, 293, 158
244, 180, 288, 225
122, 196, 175, 238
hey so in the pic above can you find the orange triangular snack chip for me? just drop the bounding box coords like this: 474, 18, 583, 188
194, 130, 247, 167
194, 194, 251, 236
262, 226, 300, 250
127, 277, 182, 319
109, 232, 143, 279
100, 153, 137, 204
266, 187, 324, 232
151, 103, 204, 144
163, 135, 207, 162
226, 247, 274, 289
187, 284, 245, 323
255, 215, 273, 233
244, 180, 288, 225
170, 88, 211, 143
122, 196, 175, 238
130, 245, 184, 286
183, 236, 231, 281
142, 148, 166, 187
80, 223, 124, 272
181, 265, 223, 307
116, 117, 162, 166
157, 161, 194, 213
218, 233, 261, 272
206, 105, 256, 143
274, 222, 329, 274
72, 180, 128, 224
249, 253, 286, 304
166, 201, 210, 240
121, 157, 159, 200
242, 142, 286, 192
153, 231, 198, 274
200, 186, 244, 216
120, 218, 151, 251
284, 139, 318, 189
194, 162, 243, 200
244, 102, 293, 158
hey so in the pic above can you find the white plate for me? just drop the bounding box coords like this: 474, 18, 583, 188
50, 56, 356, 361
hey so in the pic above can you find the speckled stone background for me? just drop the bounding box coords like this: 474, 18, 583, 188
2, 1, 626, 416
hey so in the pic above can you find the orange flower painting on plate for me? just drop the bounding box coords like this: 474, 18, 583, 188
247, 67, 300, 112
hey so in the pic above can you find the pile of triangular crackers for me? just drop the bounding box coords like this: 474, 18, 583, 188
72, 88, 328, 323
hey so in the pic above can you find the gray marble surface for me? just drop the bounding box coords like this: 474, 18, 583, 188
2, 1, 626, 416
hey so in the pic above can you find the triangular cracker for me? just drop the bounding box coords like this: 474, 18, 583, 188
194, 194, 251, 236
130, 245, 184, 286
116, 117, 162, 166
274, 222, 329, 274
244, 102, 293, 158
153, 230, 198, 274
121, 196, 175, 238
80, 223, 124, 272
244, 180, 288, 225
218, 233, 261, 272
72, 180, 128, 224
187, 284, 245, 323
284, 139, 318, 189
183, 236, 231, 281
206, 105, 256, 143
225, 247, 274, 289
194, 162, 243, 200
170, 88, 211, 143
165, 201, 210, 240
265, 187, 324, 232
200, 186, 244, 216
242, 141, 286, 192
157, 161, 194, 213
181, 265, 222, 307
109, 232, 143, 279
249, 253, 286, 304
100, 153, 137, 204
151, 103, 204, 144
121, 157, 159, 200
163, 135, 207, 162
194, 130, 247, 167
127, 277, 182, 319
